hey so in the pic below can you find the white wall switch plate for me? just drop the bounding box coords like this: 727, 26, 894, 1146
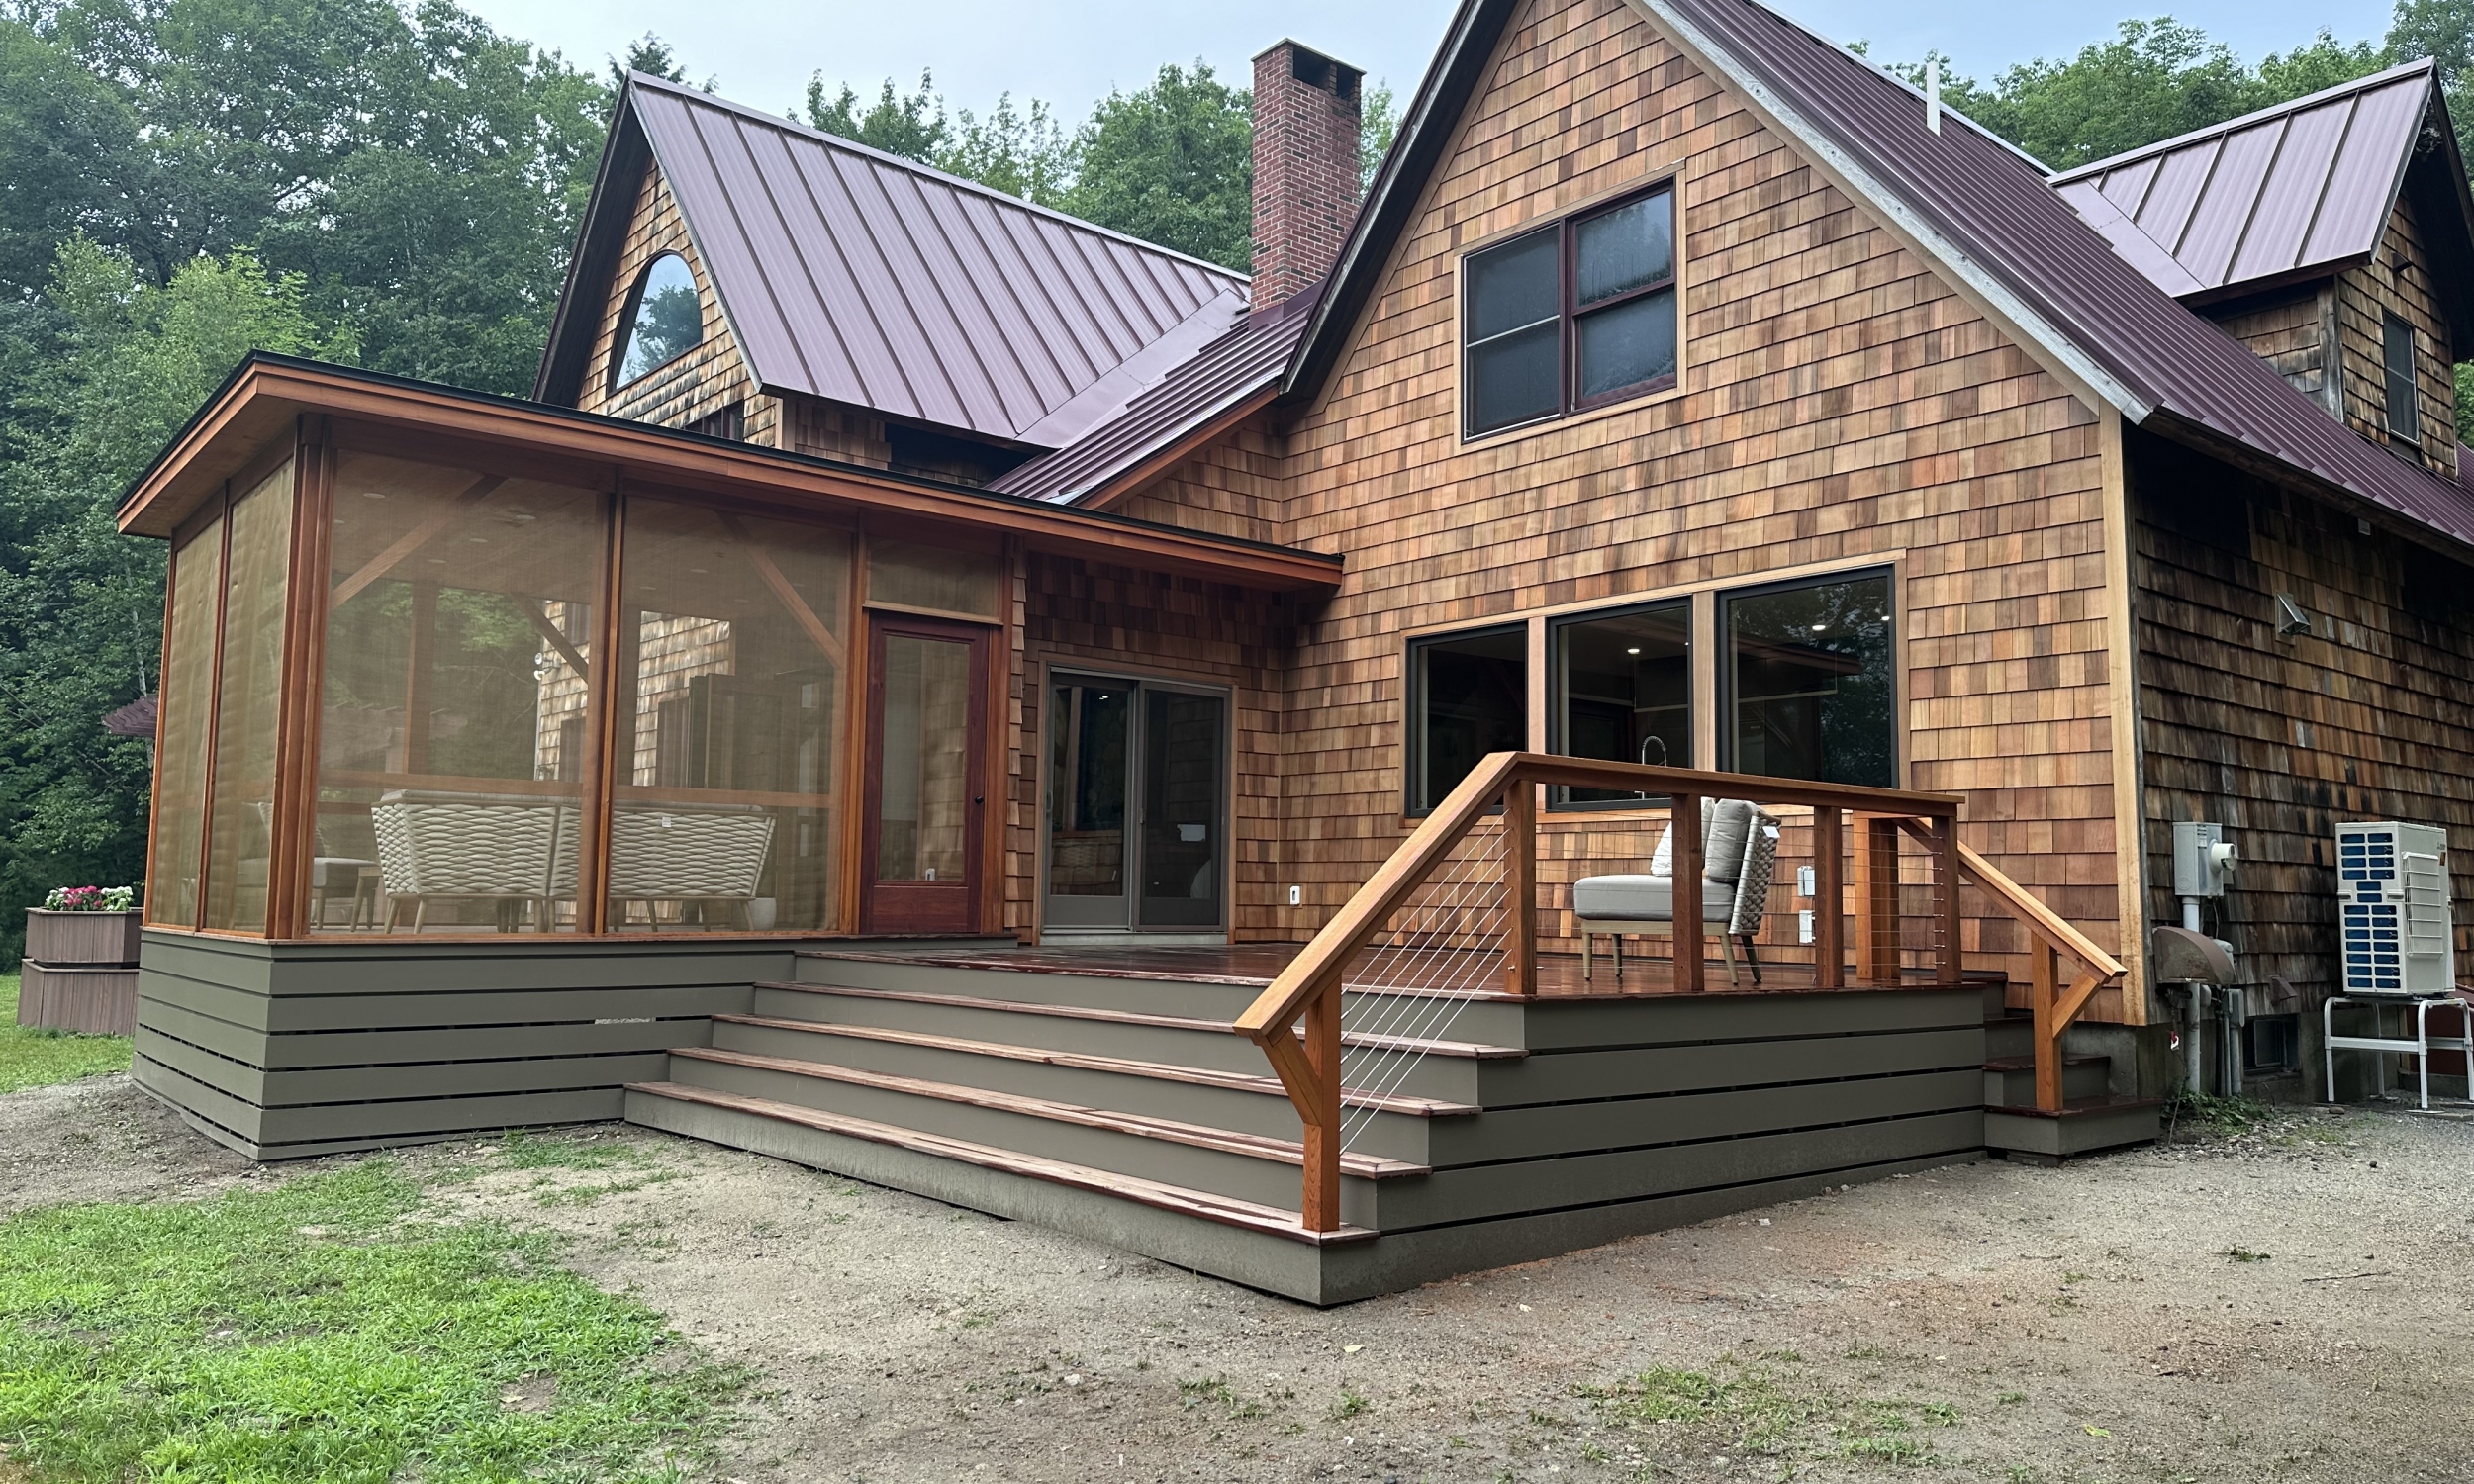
1288, 884, 1302, 906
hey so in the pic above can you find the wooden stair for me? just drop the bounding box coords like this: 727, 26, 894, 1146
1981, 998, 2160, 1162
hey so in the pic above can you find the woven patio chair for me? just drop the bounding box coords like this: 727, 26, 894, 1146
371, 790, 566, 932
1573, 798, 1780, 984
607, 804, 777, 929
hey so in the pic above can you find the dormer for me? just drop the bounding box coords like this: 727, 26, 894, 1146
536, 74, 1252, 487
2054, 61, 2474, 480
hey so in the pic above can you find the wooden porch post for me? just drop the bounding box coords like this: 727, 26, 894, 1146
1812, 806, 1844, 988
1300, 976, 1345, 1232
1853, 814, 1899, 984
2031, 943, 2061, 1112
1671, 791, 1703, 992
1503, 778, 1537, 996
1934, 814, 1963, 986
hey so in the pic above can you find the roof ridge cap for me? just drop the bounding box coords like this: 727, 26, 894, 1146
2049, 57, 2436, 182
624, 71, 1251, 286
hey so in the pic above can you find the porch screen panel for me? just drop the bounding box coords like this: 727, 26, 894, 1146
615, 500, 851, 933
149, 516, 224, 928
315, 451, 605, 934
867, 538, 999, 617
1724, 572, 1896, 788
203, 461, 295, 933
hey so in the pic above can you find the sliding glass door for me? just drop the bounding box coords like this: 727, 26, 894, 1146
1043, 674, 1225, 932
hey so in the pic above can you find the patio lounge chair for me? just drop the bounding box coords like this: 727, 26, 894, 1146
1573, 798, 1780, 984
371, 790, 567, 931
607, 803, 776, 928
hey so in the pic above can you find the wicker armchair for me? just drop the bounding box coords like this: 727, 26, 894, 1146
371, 790, 567, 932
607, 804, 776, 929
1572, 798, 1780, 984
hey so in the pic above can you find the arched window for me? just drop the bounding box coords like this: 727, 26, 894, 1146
609, 253, 702, 390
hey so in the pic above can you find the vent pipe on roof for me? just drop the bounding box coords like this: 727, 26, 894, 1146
1926, 57, 1942, 135
1252, 39, 1366, 312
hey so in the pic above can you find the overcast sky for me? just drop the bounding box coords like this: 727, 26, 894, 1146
464, 0, 2399, 125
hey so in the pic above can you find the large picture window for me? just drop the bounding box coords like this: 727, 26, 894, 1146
1463, 185, 1677, 437
1407, 625, 1527, 811
1723, 571, 1896, 788
1550, 600, 1690, 805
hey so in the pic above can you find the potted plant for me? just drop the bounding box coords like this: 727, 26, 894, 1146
25, 885, 143, 970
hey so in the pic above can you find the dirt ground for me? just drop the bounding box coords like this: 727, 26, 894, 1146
5, 1078, 2470, 1483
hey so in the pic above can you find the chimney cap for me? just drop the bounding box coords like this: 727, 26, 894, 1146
1253, 38, 1365, 100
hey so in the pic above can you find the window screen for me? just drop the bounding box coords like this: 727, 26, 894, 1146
2383, 313, 2419, 443
1551, 601, 1690, 804
1407, 626, 1527, 810
1724, 572, 1895, 788
1463, 229, 1562, 435
1571, 190, 1676, 405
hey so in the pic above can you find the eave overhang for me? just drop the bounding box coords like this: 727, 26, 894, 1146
120, 354, 1345, 594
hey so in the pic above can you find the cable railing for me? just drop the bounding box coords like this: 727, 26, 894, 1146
1235, 751, 2118, 1232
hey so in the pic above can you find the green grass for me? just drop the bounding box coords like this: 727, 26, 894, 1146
1580, 1359, 1961, 1468
0, 974, 133, 1093
0, 1160, 745, 1482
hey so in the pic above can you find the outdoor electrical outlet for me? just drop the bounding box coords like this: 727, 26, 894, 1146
1797, 865, 1816, 897
1798, 910, 1815, 944
1288, 885, 1302, 906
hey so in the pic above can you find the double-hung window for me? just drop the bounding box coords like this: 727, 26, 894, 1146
2382, 313, 2420, 444
1462, 185, 1678, 438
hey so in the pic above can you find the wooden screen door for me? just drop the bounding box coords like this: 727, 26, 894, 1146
861, 616, 991, 933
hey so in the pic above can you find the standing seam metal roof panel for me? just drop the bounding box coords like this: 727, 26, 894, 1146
1649, 0, 2474, 550
625, 74, 1246, 444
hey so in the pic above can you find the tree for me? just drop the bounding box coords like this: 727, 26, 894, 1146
1062, 62, 1254, 270
805, 72, 952, 160
0, 240, 352, 965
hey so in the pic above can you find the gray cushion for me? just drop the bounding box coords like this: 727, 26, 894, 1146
1648, 798, 1759, 883
1572, 874, 1736, 922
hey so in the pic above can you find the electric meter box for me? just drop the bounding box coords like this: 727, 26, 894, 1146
2334, 821, 2455, 996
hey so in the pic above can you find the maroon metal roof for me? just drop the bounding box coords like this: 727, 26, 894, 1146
2052, 63, 2438, 305
1606, 0, 2474, 553
990, 289, 1319, 504
102, 694, 156, 739
627, 76, 1248, 447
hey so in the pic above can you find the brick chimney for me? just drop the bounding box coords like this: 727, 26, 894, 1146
1251, 40, 1365, 312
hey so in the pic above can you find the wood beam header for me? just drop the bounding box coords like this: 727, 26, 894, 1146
119, 355, 1344, 593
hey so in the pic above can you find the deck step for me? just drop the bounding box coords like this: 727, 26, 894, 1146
1985, 1095, 2162, 1162
667, 1046, 1431, 1178
625, 1080, 1376, 1246
753, 980, 1528, 1061
711, 1014, 1479, 1117
1982, 1054, 2110, 1105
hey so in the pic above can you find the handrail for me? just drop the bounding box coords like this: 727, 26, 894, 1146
1897, 820, 2128, 1113
1237, 751, 1967, 1231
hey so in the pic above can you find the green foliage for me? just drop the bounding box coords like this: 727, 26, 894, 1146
1877, 20, 2392, 170
0, 241, 350, 968
0, 1160, 744, 1481
1062, 62, 1255, 269
1580, 1359, 1963, 1466
0, 974, 134, 1092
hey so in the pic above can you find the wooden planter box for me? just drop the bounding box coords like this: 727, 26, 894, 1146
17, 908, 142, 1036
25, 908, 143, 969
17, 964, 137, 1035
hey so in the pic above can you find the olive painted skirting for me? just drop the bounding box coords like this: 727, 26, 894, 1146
132, 931, 792, 1159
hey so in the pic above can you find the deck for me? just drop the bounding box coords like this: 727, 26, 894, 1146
819, 941, 2004, 999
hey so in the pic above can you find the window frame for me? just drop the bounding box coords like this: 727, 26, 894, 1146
607, 251, 704, 396
1403, 621, 1531, 816
1545, 597, 1693, 811
1460, 180, 1681, 441
1716, 565, 1900, 788
2381, 312, 2420, 444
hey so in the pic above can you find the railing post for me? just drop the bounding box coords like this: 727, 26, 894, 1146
1812, 806, 1844, 988
1934, 814, 1962, 986
2031, 942, 2061, 1113
1301, 977, 1344, 1231
1671, 791, 1703, 992
1853, 814, 1898, 984
1503, 776, 1537, 996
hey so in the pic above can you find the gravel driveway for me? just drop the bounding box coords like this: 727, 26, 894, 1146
8, 1077, 2469, 1482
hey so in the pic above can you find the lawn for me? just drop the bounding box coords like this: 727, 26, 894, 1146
0, 1159, 746, 1482
0, 974, 132, 1093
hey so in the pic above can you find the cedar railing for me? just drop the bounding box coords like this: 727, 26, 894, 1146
1234, 751, 2120, 1232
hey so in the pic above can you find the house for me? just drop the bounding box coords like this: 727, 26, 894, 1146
117, 0, 2474, 1302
